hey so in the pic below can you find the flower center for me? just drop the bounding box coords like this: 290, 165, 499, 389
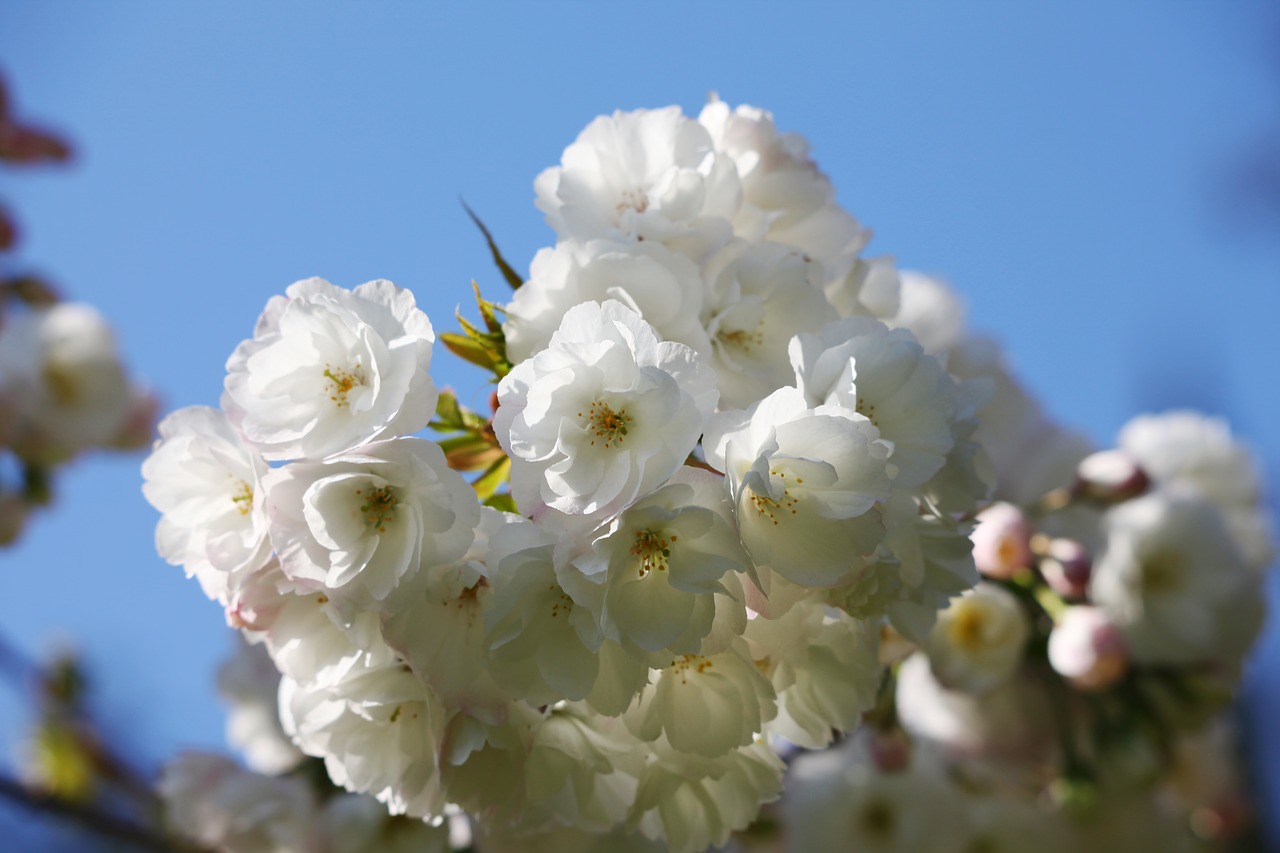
230, 479, 253, 516
717, 325, 765, 354
580, 399, 632, 448
855, 395, 879, 428
668, 654, 713, 684
1141, 550, 1183, 594
746, 468, 802, 525
617, 189, 649, 215
947, 604, 989, 650
630, 528, 678, 577
324, 362, 364, 408
355, 485, 398, 533
856, 798, 896, 840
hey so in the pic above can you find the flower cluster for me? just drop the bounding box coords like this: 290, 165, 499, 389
142, 101, 1272, 852
779, 272, 1273, 851
0, 74, 154, 547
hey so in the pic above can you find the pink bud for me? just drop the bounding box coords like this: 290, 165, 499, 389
1075, 449, 1149, 503
970, 502, 1032, 579
1039, 537, 1091, 599
1048, 606, 1127, 691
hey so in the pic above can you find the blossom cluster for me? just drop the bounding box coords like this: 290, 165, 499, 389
142, 100, 1272, 852
0, 74, 154, 547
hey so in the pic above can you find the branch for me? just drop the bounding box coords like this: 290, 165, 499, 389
0, 774, 208, 853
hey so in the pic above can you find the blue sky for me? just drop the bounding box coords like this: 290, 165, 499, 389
2, 0, 1279, 843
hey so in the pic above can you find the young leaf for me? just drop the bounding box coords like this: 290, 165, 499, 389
460, 198, 524, 291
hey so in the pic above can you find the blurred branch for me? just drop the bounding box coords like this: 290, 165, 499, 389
0, 774, 206, 853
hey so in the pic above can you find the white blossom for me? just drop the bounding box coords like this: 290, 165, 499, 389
698, 99, 868, 276
1090, 492, 1262, 668
495, 300, 717, 519
700, 239, 833, 409
535, 106, 741, 258
571, 468, 751, 655
504, 239, 710, 364
1119, 410, 1274, 570
223, 278, 436, 461
142, 405, 272, 603
0, 302, 136, 462
925, 583, 1029, 695
217, 636, 303, 775
280, 656, 447, 819
790, 316, 961, 489
159, 752, 322, 853
706, 385, 890, 587
263, 437, 478, 613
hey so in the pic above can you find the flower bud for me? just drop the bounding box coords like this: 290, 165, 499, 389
1038, 537, 1091, 600
970, 502, 1032, 579
1047, 606, 1127, 690
1075, 449, 1149, 503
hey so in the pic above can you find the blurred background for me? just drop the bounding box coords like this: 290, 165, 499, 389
1, 1, 1278, 848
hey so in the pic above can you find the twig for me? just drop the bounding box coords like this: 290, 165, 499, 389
0, 774, 207, 853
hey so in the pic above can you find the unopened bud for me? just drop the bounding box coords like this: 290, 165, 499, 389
1048, 606, 1127, 691
868, 728, 910, 773
1038, 537, 1091, 599
970, 502, 1033, 579
1075, 449, 1149, 503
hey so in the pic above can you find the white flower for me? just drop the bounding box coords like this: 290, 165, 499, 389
627, 641, 776, 758
826, 256, 902, 322
142, 405, 272, 604
158, 752, 323, 853
280, 657, 447, 819
1119, 410, 1274, 570
223, 278, 436, 461
263, 437, 478, 613
790, 316, 961, 489
698, 99, 868, 276
894, 653, 1057, 770
522, 706, 639, 832
700, 239, 833, 409
746, 600, 882, 749
495, 300, 717, 519
503, 240, 710, 364
484, 538, 603, 705
379, 507, 522, 713
571, 468, 751, 655
1090, 492, 1262, 668
324, 793, 452, 853
785, 737, 969, 853
925, 583, 1029, 695
0, 302, 135, 462
706, 385, 890, 587
535, 107, 741, 258
629, 738, 784, 853
888, 270, 965, 356
216, 636, 303, 775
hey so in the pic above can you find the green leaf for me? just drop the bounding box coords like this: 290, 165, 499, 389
440, 331, 500, 372
460, 198, 524, 290
483, 492, 519, 514
440, 433, 506, 472
432, 390, 465, 430
472, 455, 511, 500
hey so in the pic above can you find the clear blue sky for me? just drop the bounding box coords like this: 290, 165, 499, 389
2, 0, 1278, 844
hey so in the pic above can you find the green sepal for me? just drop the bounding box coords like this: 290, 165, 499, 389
460, 199, 524, 290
